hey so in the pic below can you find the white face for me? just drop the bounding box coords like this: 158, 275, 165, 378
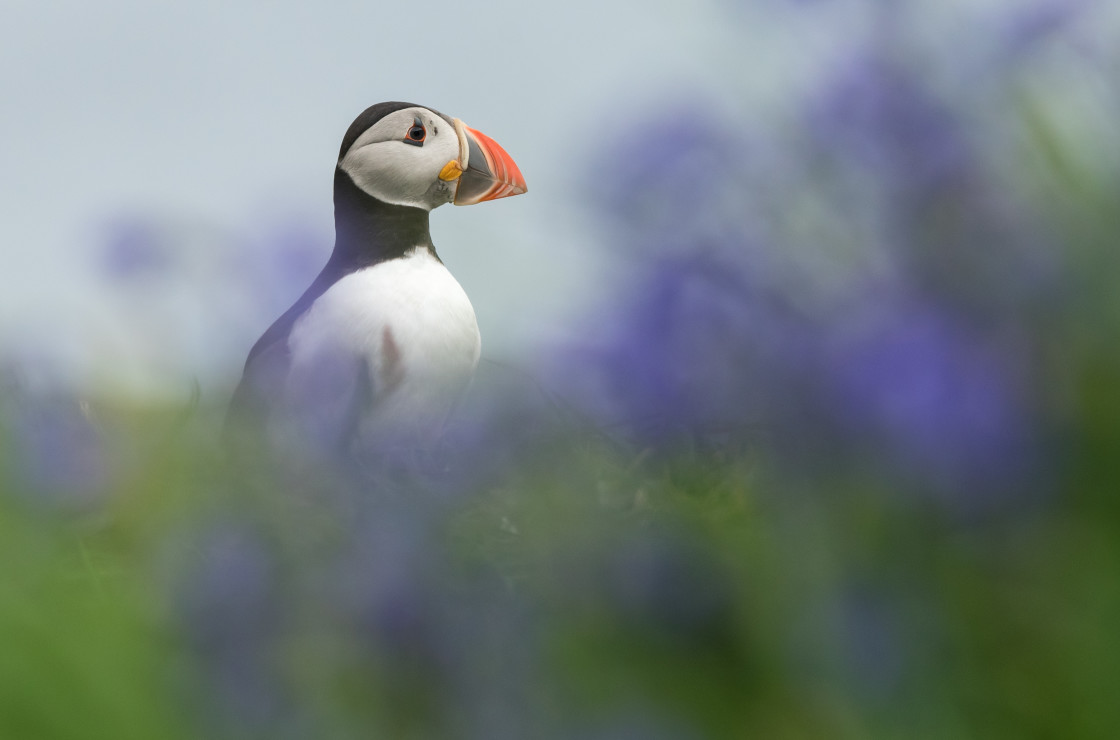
338, 106, 461, 211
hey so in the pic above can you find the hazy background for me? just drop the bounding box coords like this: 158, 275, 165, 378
1, 0, 782, 398
9, 0, 1096, 399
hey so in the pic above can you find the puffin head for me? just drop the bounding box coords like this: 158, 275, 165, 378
337, 101, 527, 211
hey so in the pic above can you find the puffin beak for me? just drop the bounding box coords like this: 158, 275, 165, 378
443, 119, 527, 205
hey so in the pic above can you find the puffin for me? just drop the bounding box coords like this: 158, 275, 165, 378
226, 101, 526, 454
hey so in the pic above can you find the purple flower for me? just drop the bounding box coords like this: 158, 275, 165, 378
804, 29, 1065, 320
587, 101, 781, 260
436, 362, 570, 496
0, 372, 108, 511
807, 52, 974, 203
333, 513, 448, 670
1001, 0, 1092, 58
99, 217, 173, 281
242, 221, 329, 315
822, 297, 1038, 508
173, 521, 293, 736
551, 249, 811, 447
324, 508, 542, 738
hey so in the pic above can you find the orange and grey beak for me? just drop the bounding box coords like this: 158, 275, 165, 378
439, 119, 527, 205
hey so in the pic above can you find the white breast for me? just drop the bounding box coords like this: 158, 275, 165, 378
286, 247, 481, 435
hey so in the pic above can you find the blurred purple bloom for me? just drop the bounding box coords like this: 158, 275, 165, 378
554, 250, 809, 446
334, 513, 449, 671
1002, 0, 1091, 57
436, 361, 569, 495
328, 509, 541, 738
823, 298, 1037, 505
1, 375, 108, 511
99, 218, 173, 280
246, 222, 328, 313
807, 52, 974, 201
807, 36, 1061, 311
175, 521, 292, 736
588, 102, 775, 257
179, 524, 279, 634
592, 108, 728, 222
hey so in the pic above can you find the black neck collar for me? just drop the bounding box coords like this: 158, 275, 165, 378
330, 167, 436, 271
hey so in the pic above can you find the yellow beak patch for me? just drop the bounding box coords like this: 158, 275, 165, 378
439, 159, 464, 181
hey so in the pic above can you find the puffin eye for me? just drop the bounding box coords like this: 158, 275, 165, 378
403, 117, 426, 147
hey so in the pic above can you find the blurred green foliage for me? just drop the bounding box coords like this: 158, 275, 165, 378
2, 350, 1120, 739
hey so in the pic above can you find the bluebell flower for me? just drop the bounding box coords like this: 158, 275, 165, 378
586, 101, 782, 262
323, 506, 542, 738
550, 248, 812, 448
806, 51, 975, 206
238, 221, 329, 318
804, 34, 1066, 316
1000, 0, 1092, 59
99, 217, 173, 281
0, 370, 108, 512
332, 512, 448, 670
173, 520, 295, 737
820, 296, 1039, 509
435, 359, 571, 496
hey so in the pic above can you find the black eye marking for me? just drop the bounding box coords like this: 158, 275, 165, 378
404, 116, 426, 146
